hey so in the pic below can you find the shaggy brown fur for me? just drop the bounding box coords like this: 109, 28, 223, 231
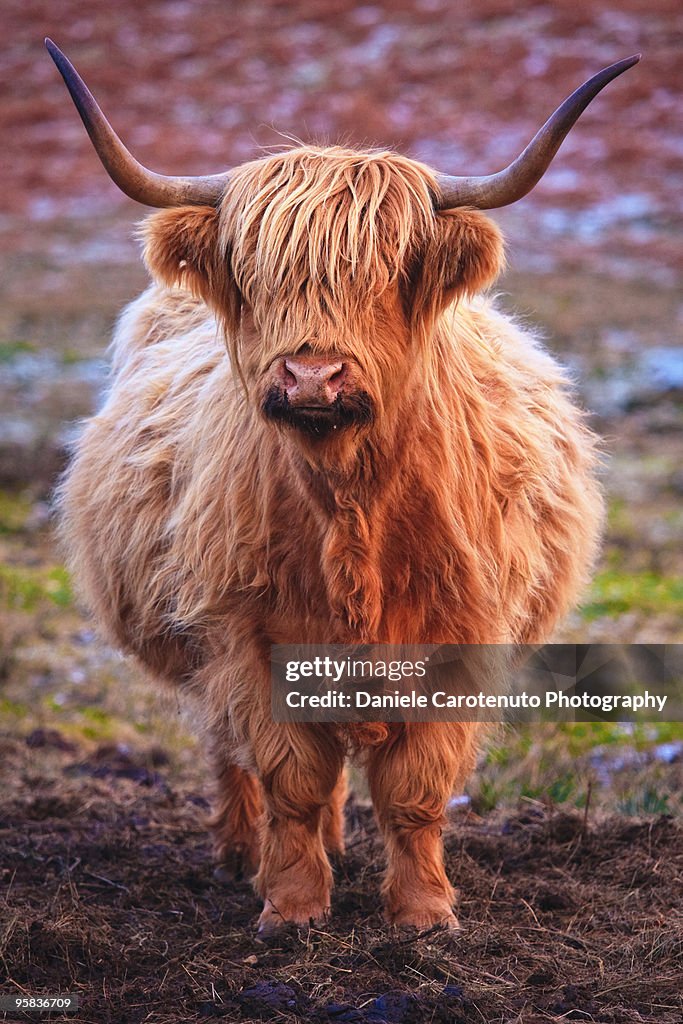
57, 145, 603, 933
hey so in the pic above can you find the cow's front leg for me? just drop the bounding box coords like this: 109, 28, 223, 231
253, 724, 345, 935
367, 723, 478, 930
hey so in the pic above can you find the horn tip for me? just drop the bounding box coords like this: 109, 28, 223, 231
45, 38, 63, 65
598, 53, 641, 84
619, 53, 642, 71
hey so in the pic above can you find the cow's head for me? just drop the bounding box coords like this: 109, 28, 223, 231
139, 147, 504, 460
46, 41, 639, 464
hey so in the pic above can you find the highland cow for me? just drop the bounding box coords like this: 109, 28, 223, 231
48, 40, 638, 934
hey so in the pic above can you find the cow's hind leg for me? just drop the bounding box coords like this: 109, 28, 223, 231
254, 725, 345, 935
210, 755, 263, 881
367, 723, 478, 929
322, 765, 348, 859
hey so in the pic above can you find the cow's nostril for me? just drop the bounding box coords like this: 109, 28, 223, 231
329, 363, 346, 388
282, 362, 298, 388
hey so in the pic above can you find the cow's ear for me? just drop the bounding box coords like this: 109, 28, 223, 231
140, 206, 239, 325
410, 209, 504, 317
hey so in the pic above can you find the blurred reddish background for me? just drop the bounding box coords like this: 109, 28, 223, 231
3, 0, 681, 275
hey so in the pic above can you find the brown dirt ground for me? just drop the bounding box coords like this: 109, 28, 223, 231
1, 732, 682, 1024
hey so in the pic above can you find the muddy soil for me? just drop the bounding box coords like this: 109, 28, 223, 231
1, 732, 682, 1024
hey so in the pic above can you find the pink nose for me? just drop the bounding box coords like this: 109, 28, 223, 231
281, 356, 347, 404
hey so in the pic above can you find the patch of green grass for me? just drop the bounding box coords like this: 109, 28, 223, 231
61, 348, 87, 365
606, 497, 635, 536
580, 570, 683, 621
38, 697, 131, 743
43, 695, 66, 714
472, 773, 587, 814
618, 787, 671, 816
482, 722, 642, 771
560, 721, 637, 756
473, 722, 683, 815
79, 716, 119, 740
0, 491, 32, 534
82, 707, 114, 724
0, 564, 72, 611
0, 697, 30, 717
473, 778, 502, 814
516, 774, 582, 807
0, 340, 35, 363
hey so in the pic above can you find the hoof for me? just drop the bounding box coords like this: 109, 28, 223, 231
256, 897, 329, 937
214, 863, 240, 885
387, 905, 460, 932
212, 843, 258, 883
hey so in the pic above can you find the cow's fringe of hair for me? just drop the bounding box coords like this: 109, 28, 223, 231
219, 146, 436, 349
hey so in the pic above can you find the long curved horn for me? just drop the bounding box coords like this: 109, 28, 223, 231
436, 55, 640, 210
45, 39, 230, 208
